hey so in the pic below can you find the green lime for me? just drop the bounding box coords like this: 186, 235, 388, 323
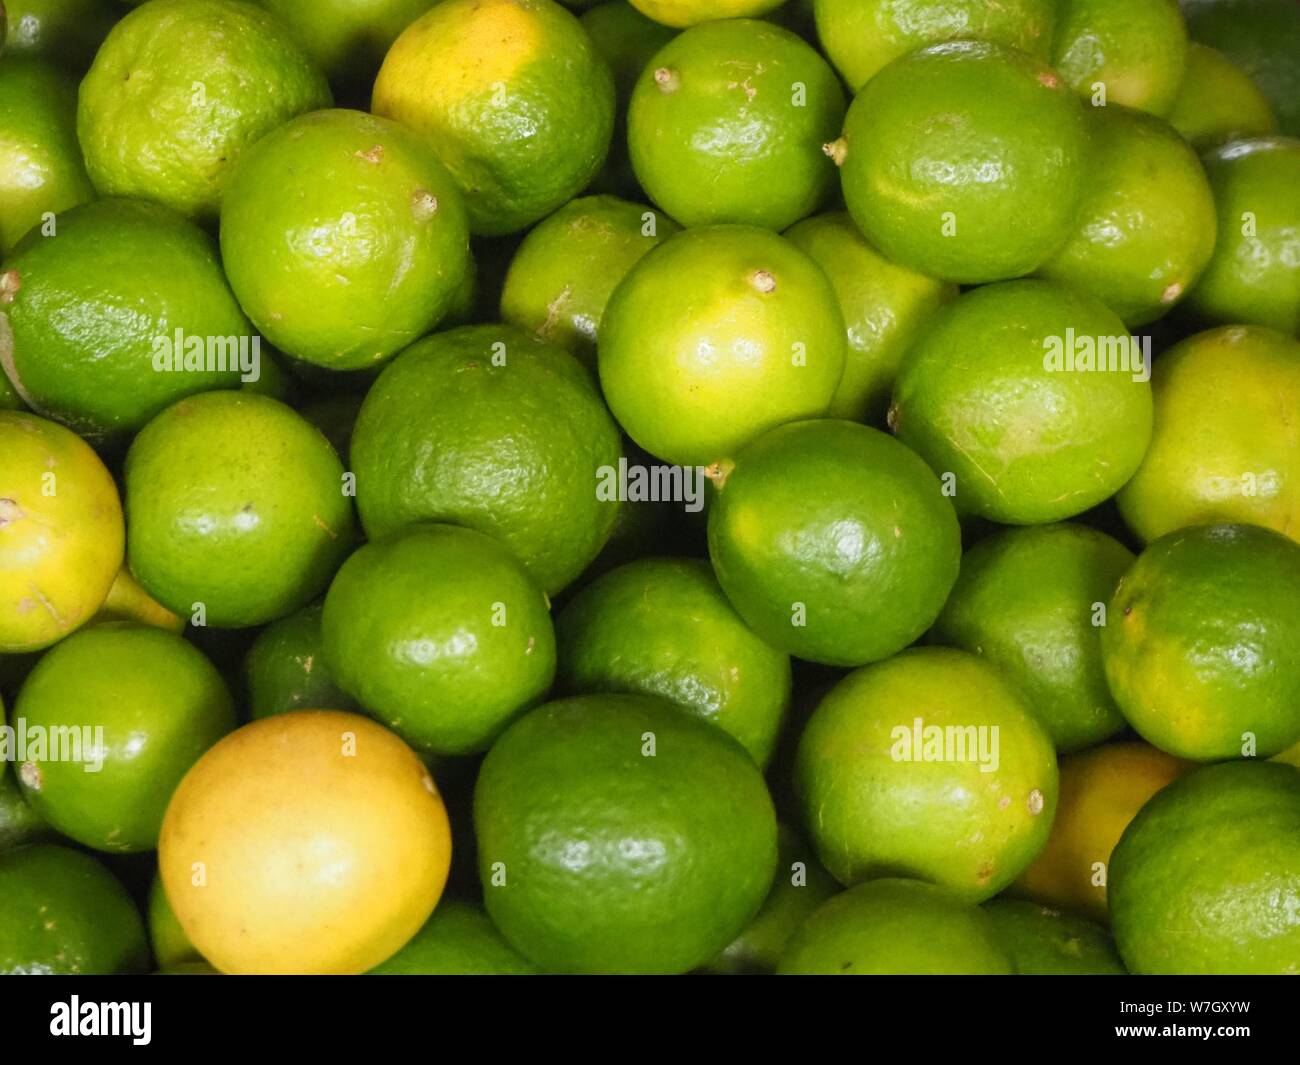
1036, 105, 1217, 326
628, 0, 785, 28
0, 770, 50, 851
0, 198, 252, 440
796, 646, 1059, 899
475, 692, 778, 973
776, 878, 1014, 975
244, 601, 357, 719
0, 844, 149, 974
890, 280, 1154, 524
1110, 760, 1300, 974
1167, 42, 1278, 151
322, 523, 556, 755
77, 0, 331, 221
1118, 325, 1299, 543
499, 195, 680, 370
298, 392, 364, 462
1187, 136, 1300, 334
367, 900, 541, 974
784, 211, 957, 424
125, 391, 355, 628
812, 0, 1056, 92
598, 225, 845, 466
351, 324, 622, 594
982, 899, 1127, 975
556, 557, 791, 766
836, 41, 1088, 284
372, 0, 614, 235
149, 871, 204, 969
1102, 522, 1300, 760
220, 109, 470, 371
1, 0, 119, 71
627, 19, 844, 230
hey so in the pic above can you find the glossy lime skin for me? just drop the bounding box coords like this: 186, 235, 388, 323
890, 280, 1154, 525
838, 41, 1088, 284
1168, 42, 1278, 151
322, 523, 556, 756
598, 225, 846, 467
499, 195, 680, 370
0, 198, 251, 439
933, 523, 1133, 753
351, 324, 622, 594
785, 211, 957, 424
367, 900, 540, 975
708, 420, 960, 667
220, 109, 470, 371
1101, 523, 1300, 761
983, 899, 1126, 975
1110, 761, 1300, 974
627, 20, 844, 231
0, 844, 149, 975
1187, 136, 1300, 334
125, 391, 355, 628
1, 0, 119, 71
777, 879, 1014, 975
1036, 105, 1217, 327
556, 557, 791, 766
1118, 326, 1300, 543
475, 693, 778, 974
244, 601, 357, 719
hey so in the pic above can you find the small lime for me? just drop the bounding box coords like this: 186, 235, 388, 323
244, 601, 357, 719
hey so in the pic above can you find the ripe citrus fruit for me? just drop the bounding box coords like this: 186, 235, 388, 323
149, 872, 204, 969
372, 0, 615, 235
627, 19, 844, 230
776, 878, 1014, 975
889, 280, 1154, 524
555, 557, 791, 766
1, 0, 119, 71
77, 0, 332, 221
350, 324, 622, 594
367, 900, 540, 975
836, 41, 1088, 284
0, 411, 123, 653
220, 108, 470, 371
628, 0, 784, 28
795, 647, 1058, 901
784, 211, 957, 424
0, 198, 252, 439
707, 420, 960, 667
124, 391, 355, 628
598, 225, 845, 466
932, 523, 1133, 753
244, 601, 357, 719
1167, 42, 1278, 151
474, 693, 778, 973
1186, 136, 1300, 334
1109, 760, 1300, 974
499, 195, 680, 370
1117, 325, 1300, 544
982, 899, 1126, 975
159, 710, 453, 974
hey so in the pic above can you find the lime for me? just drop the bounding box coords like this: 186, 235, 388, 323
0, 198, 252, 440
1035, 105, 1216, 327
1102, 522, 1300, 760
148, 872, 204, 969
350, 324, 622, 594
836, 41, 1088, 284
598, 225, 845, 467
0, 844, 149, 974
0, 411, 123, 653
244, 601, 357, 719
0, 771, 50, 851
812, 0, 1056, 92
160, 710, 453, 974
0, 59, 94, 257
932, 523, 1134, 753
298, 391, 365, 462
1110, 760, 1300, 973
627, 20, 844, 231
1, 0, 119, 71
475, 693, 778, 973
1167, 42, 1278, 151
367, 900, 541, 974
776, 879, 1014, 975
556, 557, 791, 766
499, 195, 680, 370
124, 391, 355, 628
982, 899, 1127, 975
77, 0, 331, 221
890, 280, 1155, 524
628, 0, 785, 28
785, 212, 957, 424
1186, 136, 1300, 334
1118, 325, 1300, 543
372, 0, 615, 235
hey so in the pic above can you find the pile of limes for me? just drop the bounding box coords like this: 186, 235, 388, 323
1, 0, 1298, 977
